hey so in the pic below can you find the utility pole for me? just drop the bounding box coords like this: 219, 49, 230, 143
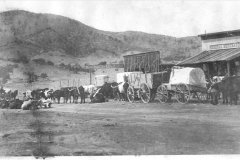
90, 69, 92, 85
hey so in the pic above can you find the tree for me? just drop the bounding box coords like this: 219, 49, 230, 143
40, 73, 48, 79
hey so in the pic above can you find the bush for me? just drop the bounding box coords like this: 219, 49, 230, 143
13, 63, 18, 68
59, 63, 65, 68
47, 61, 54, 66
98, 61, 107, 65
17, 53, 29, 64
23, 72, 39, 83
40, 73, 48, 79
33, 58, 46, 65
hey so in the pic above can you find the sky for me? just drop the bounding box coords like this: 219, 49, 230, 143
0, 0, 240, 37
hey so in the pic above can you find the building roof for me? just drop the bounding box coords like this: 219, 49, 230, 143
177, 48, 240, 65
123, 51, 160, 57
198, 29, 240, 40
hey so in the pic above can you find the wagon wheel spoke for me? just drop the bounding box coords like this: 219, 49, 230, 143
157, 90, 168, 99
175, 83, 190, 104
139, 83, 151, 103
157, 85, 169, 103
127, 86, 135, 103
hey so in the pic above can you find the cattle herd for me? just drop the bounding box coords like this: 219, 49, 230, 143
0, 81, 130, 110
0, 75, 239, 110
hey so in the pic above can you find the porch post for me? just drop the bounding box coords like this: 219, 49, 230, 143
227, 61, 231, 76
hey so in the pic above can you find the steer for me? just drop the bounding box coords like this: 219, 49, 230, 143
0, 99, 9, 109
53, 88, 69, 104
90, 90, 106, 103
71, 86, 85, 104
208, 76, 240, 105
111, 82, 121, 100
10, 90, 18, 100
9, 99, 23, 109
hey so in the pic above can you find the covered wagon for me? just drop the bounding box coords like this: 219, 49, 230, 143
117, 71, 171, 103
157, 67, 208, 104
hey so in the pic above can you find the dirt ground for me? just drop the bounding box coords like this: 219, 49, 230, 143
1, 98, 240, 158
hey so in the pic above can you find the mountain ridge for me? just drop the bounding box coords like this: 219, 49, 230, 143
0, 9, 201, 65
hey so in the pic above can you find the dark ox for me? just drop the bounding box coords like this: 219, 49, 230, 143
90, 92, 106, 103
10, 90, 18, 100
53, 88, 69, 104
98, 82, 119, 100
208, 76, 240, 105
68, 86, 85, 104
9, 99, 23, 109
31, 88, 52, 100
0, 99, 9, 109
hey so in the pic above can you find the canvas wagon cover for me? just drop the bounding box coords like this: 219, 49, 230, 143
116, 72, 142, 83
169, 67, 207, 88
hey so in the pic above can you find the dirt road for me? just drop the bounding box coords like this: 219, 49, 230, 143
1, 99, 240, 157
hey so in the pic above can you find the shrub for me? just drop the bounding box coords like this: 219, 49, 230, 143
40, 73, 48, 79
59, 63, 65, 68
13, 63, 18, 68
23, 72, 39, 83
98, 61, 107, 65
33, 58, 46, 65
47, 61, 54, 66
18, 54, 29, 64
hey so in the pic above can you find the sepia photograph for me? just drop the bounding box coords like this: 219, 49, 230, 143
0, 0, 240, 159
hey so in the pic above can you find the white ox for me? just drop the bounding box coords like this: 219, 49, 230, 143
83, 85, 97, 95
25, 90, 33, 99
212, 76, 225, 83
38, 98, 52, 108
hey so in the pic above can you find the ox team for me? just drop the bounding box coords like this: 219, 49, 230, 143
0, 80, 130, 110
1, 74, 240, 109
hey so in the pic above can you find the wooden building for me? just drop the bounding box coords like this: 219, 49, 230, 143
177, 29, 240, 79
123, 51, 176, 73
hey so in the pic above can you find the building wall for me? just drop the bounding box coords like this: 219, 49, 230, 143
91, 68, 124, 84
202, 36, 240, 51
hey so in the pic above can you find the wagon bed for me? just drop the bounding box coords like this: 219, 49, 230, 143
157, 67, 208, 104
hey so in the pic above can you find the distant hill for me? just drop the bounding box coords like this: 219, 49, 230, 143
0, 10, 201, 65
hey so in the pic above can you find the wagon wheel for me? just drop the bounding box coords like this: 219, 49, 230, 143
196, 92, 208, 102
127, 86, 135, 103
156, 85, 169, 103
139, 83, 151, 103
175, 83, 190, 104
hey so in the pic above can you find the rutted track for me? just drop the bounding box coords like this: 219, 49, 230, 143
1, 100, 240, 157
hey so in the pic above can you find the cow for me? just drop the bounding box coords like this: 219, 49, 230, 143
70, 86, 85, 104
208, 76, 240, 105
21, 100, 41, 110
38, 98, 52, 108
0, 86, 5, 93
0, 99, 9, 109
9, 99, 23, 109
10, 90, 18, 100
111, 82, 122, 100
68, 88, 75, 103
83, 85, 97, 96
4, 90, 12, 101
52, 88, 69, 104
90, 89, 106, 103
111, 81, 129, 101
98, 82, 118, 100
31, 88, 51, 100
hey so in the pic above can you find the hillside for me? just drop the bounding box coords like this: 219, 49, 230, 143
0, 10, 202, 88
0, 10, 201, 63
